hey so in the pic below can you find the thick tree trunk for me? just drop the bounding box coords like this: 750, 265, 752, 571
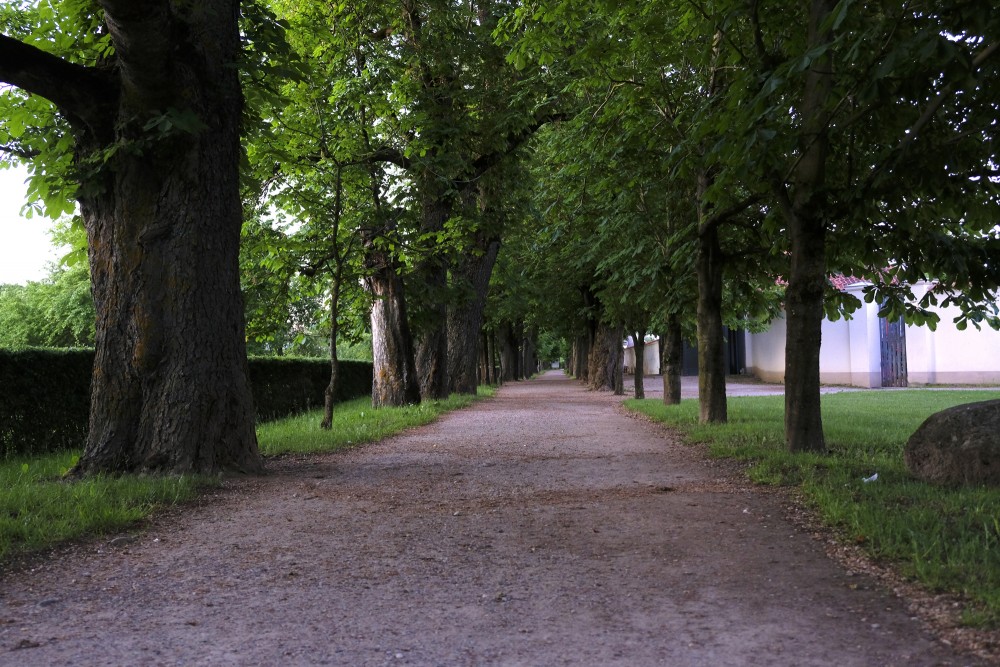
785, 219, 827, 452
365, 237, 421, 408
447, 237, 501, 394
784, 0, 833, 453
73, 1, 260, 474
612, 325, 625, 395
633, 330, 647, 399
696, 221, 727, 423
521, 326, 537, 378
588, 322, 624, 392
499, 322, 517, 382
485, 329, 497, 385
414, 196, 451, 401
661, 314, 683, 405
572, 336, 588, 381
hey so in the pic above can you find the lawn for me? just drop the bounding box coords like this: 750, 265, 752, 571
625, 389, 1000, 627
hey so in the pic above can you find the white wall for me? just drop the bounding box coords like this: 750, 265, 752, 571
623, 338, 661, 375
747, 281, 1000, 387
905, 282, 1000, 385
747, 314, 787, 383
747, 284, 881, 387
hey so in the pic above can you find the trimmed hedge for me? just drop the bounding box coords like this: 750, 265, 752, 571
0, 349, 372, 458
0, 348, 93, 458
248, 356, 373, 423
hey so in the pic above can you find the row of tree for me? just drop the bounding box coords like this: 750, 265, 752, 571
0, 0, 553, 475
501, 0, 1000, 452
0, 0, 997, 475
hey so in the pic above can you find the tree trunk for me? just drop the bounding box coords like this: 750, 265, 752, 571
365, 235, 421, 408
479, 330, 491, 385
321, 274, 344, 430
588, 322, 623, 392
514, 320, 525, 380
499, 322, 517, 381
784, 0, 833, 453
696, 185, 728, 424
661, 314, 683, 405
414, 195, 452, 401
485, 329, 497, 385
71, 1, 261, 474
612, 325, 625, 396
633, 329, 647, 399
447, 237, 501, 394
521, 325, 537, 378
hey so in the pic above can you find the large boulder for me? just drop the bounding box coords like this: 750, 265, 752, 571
904, 399, 1000, 486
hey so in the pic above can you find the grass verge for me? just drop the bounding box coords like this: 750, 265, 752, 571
625, 390, 1000, 628
0, 451, 206, 563
258, 386, 495, 456
1, 386, 496, 563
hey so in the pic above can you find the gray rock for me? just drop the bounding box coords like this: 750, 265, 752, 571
904, 399, 1000, 485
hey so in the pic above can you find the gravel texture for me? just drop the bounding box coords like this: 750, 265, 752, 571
0, 371, 991, 666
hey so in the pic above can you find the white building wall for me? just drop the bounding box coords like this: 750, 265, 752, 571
747, 314, 786, 383
905, 282, 1000, 385
747, 281, 1000, 388
841, 284, 881, 387
749, 303, 879, 387
623, 338, 661, 376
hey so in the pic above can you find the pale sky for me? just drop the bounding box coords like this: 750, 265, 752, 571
0, 163, 61, 285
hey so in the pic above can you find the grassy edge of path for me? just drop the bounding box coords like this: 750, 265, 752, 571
625, 390, 1000, 628
0, 387, 496, 563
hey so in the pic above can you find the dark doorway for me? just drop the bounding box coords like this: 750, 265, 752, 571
879, 316, 908, 387
680, 328, 746, 376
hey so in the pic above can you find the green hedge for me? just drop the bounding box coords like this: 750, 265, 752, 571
248, 356, 373, 422
0, 348, 93, 458
0, 349, 372, 458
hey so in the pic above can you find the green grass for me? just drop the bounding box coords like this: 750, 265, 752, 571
0, 386, 496, 562
625, 390, 1000, 627
258, 387, 495, 456
0, 451, 206, 562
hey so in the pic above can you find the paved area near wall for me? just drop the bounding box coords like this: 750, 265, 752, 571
633, 374, 998, 398
0, 372, 988, 666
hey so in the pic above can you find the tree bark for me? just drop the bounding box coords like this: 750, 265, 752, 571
588, 322, 623, 392
413, 194, 451, 401
485, 329, 497, 385
514, 320, 525, 380
321, 271, 344, 430
783, 0, 833, 453
16, 0, 264, 475
633, 329, 647, 399
661, 314, 683, 405
447, 237, 501, 394
365, 233, 421, 408
696, 217, 728, 423
499, 321, 517, 382
521, 325, 537, 378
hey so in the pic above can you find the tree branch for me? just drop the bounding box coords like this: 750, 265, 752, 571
700, 193, 763, 235
0, 34, 116, 133
0, 142, 40, 160
466, 107, 569, 183
366, 146, 412, 170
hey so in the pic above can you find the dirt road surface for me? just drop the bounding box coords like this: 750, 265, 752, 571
0, 372, 988, 666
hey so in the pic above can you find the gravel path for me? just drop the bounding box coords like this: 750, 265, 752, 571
0, 371, 987, 666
